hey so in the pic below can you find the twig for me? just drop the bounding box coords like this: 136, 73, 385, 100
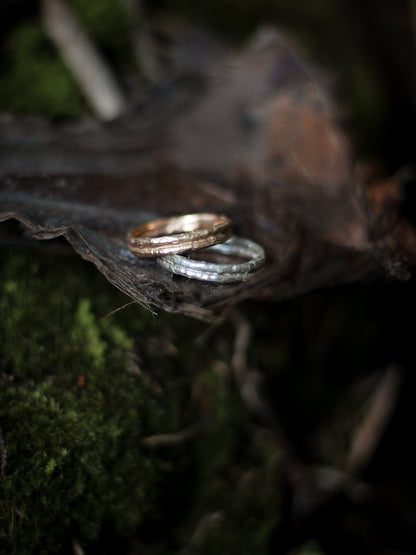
120, 0, 163, 82
140, 424, 200, 447
42, 0, 126, 121
0, 499, 25, 519
72, 538, 86, 555
230, 309, 319, 515
346, 364, 403, 476
0, 427, 6, 484
187, 511, 223, 548
230, 309, 251, 382
195, 306, 230, 345
100, 300, 138, 320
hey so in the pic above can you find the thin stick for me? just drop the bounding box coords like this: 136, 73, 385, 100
72, 538, 86, 555
0, 499, 25, 519
0, 427, 6, 485
100, 300, 138, 320
346, 364, 403, 476
42, 0, 126, 121
187, 511, 223, 548
120, 0, 163, 82
230, 309, 251, 382
140, 424, 199, 447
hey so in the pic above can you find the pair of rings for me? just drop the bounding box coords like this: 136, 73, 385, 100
127, 213, 265, 283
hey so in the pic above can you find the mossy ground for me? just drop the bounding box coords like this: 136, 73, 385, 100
0, 239, 387, 554
0, 244, 281, 554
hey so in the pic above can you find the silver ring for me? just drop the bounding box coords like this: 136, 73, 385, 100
156, 236, 265, 283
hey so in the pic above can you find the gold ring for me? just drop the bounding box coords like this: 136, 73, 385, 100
127, 213, 232, 257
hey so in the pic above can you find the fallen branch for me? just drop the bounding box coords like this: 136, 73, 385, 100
42, 0, 126, 120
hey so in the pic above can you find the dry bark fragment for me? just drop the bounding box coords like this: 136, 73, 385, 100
0, 30, 414, 317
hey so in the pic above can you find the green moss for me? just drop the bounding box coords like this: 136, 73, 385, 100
0, 243, 382, 553
0, 248, 281, 554
0, 24, 85, 119
72, 298, 107, 368
0, 249, 189, 553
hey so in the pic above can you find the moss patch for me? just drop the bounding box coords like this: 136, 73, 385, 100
0, 246, 280, 554
0, 23, 85, 119
0, 249, 192, 553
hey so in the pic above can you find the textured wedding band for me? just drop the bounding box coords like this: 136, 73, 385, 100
127, 213, 232, 257
156, 236, 265, 283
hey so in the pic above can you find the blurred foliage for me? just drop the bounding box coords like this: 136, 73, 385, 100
0, 0, 392, 156
0, 23, 84, 119
0, 249, 188, 552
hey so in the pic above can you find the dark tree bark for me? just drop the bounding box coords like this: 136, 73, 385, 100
1, 30, 415, 317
